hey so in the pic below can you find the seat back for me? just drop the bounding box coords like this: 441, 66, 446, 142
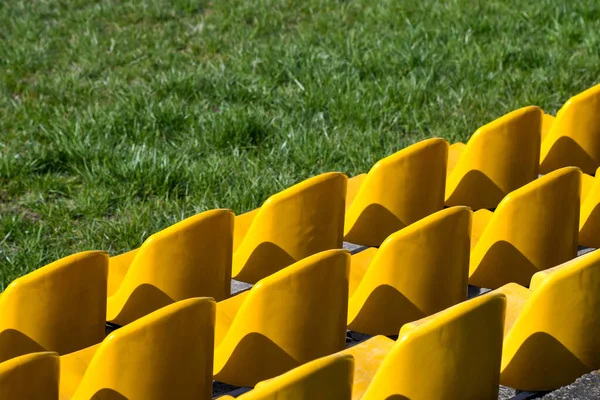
541, 84, 600, 174
501, 250, 600, 390
0, 352, 59, 399
219, 250, 349, 385
344, 138, 448, 246
237, 353, 354, 400
362, 293, 506, 400
114, 209, 233, 304
73, 298, 215, 400
470, 167, 580, 288
348, 206, 471, 335
234, 173, 347, 283
0, 251, 108, 361
446, 106, 542, 209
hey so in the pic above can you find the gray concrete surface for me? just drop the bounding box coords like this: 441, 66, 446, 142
541, 371, 600, 399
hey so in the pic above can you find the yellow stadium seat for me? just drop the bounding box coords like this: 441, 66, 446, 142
347, 206, 471, 335
0, 352, 59, 399
59, 297, 215, 400
493, 249, 600, 391
0, 251, 108, 363
214, 249, 350, 387
221, 353, 354, 400
579, 168, 600, 248
540, 84, 600, 175
232, 173, 347, 284
445, 106, 542, 210
107, 209, 233, 326
344, 138, 448, 247
342, 292, 506, 400
469, 167, 580, 289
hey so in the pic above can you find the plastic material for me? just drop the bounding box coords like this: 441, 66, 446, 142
579, 168, 600, 247
214, 249, 350, 387
469, 167, 580, 289
342, 292, 506, 399
347, 206, 471, 335
344, 138, 448, 247
446, 106, 542, 210
233, 173, 347, 284
540, 84, 600, 174
223, 353, 354, 400
59, 297, 215, 400
0, 351, 59, 399
107, 209, 233, 326
493, 250, 600, 391
0, 251, 108, 363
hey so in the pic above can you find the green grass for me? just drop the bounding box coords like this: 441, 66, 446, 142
0, 0, 599, 287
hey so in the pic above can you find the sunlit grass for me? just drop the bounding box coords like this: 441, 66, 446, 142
1, 0, 599, 286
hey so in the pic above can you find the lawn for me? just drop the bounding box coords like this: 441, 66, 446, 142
0, 0, 599, 287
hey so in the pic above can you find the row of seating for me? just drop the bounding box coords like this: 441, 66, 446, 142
2, 248, 599, 398
0, 84, 599, 398
0, 165, 594, 339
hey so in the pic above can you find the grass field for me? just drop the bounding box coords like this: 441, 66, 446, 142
0, 0, 599, 287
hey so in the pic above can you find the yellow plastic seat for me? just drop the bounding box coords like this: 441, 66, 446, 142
579, 167, 600, 248
469, 167, 580, 289
347, 206, 471, 335
59, 297, 215, 400
341, 292, 506, 400
492, 249, 600, 391
220, 353, 354, 400
445, 106, 542, 210
540, 84, 600, 175
214, 249, 350, 387
344, 138, 448, 247
0, 251, 108, 363
0, 351, 59, 399
107, 209, 233, 326
232, 173, 347, 284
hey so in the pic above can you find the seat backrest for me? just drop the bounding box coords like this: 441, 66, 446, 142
470, 167, 580, 287
362, 293, 506, 400
223, 250, 349, 364
0, 352, 59, 399
0, 251, 108, 361
115, 209, 234, 303
349, 206, 471, 334
446, 106, 542, 209
72, 297, 215, 400
502, 250, 600, 388
345, 138, 448, 246
237, 353, 354, 400
234, 173, 347, 281
541, 84, 600, 174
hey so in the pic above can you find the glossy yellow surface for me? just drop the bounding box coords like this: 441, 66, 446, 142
579, 168, 600, 247
446, 106, 542, 210
60, 297, 215, 400
347, 206, 471, 335
233, 172, 347, 283
344, 138, 448, 247
342, 292, 506, 400
0, 251, 108, 363
469, 167, 580, 289
0, 352, 59, 399
107, 209, 233, 326
540, 84, 600, 174
224, 353, 354, 400
214, 249, 349, 387
493, 250, 600, 391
